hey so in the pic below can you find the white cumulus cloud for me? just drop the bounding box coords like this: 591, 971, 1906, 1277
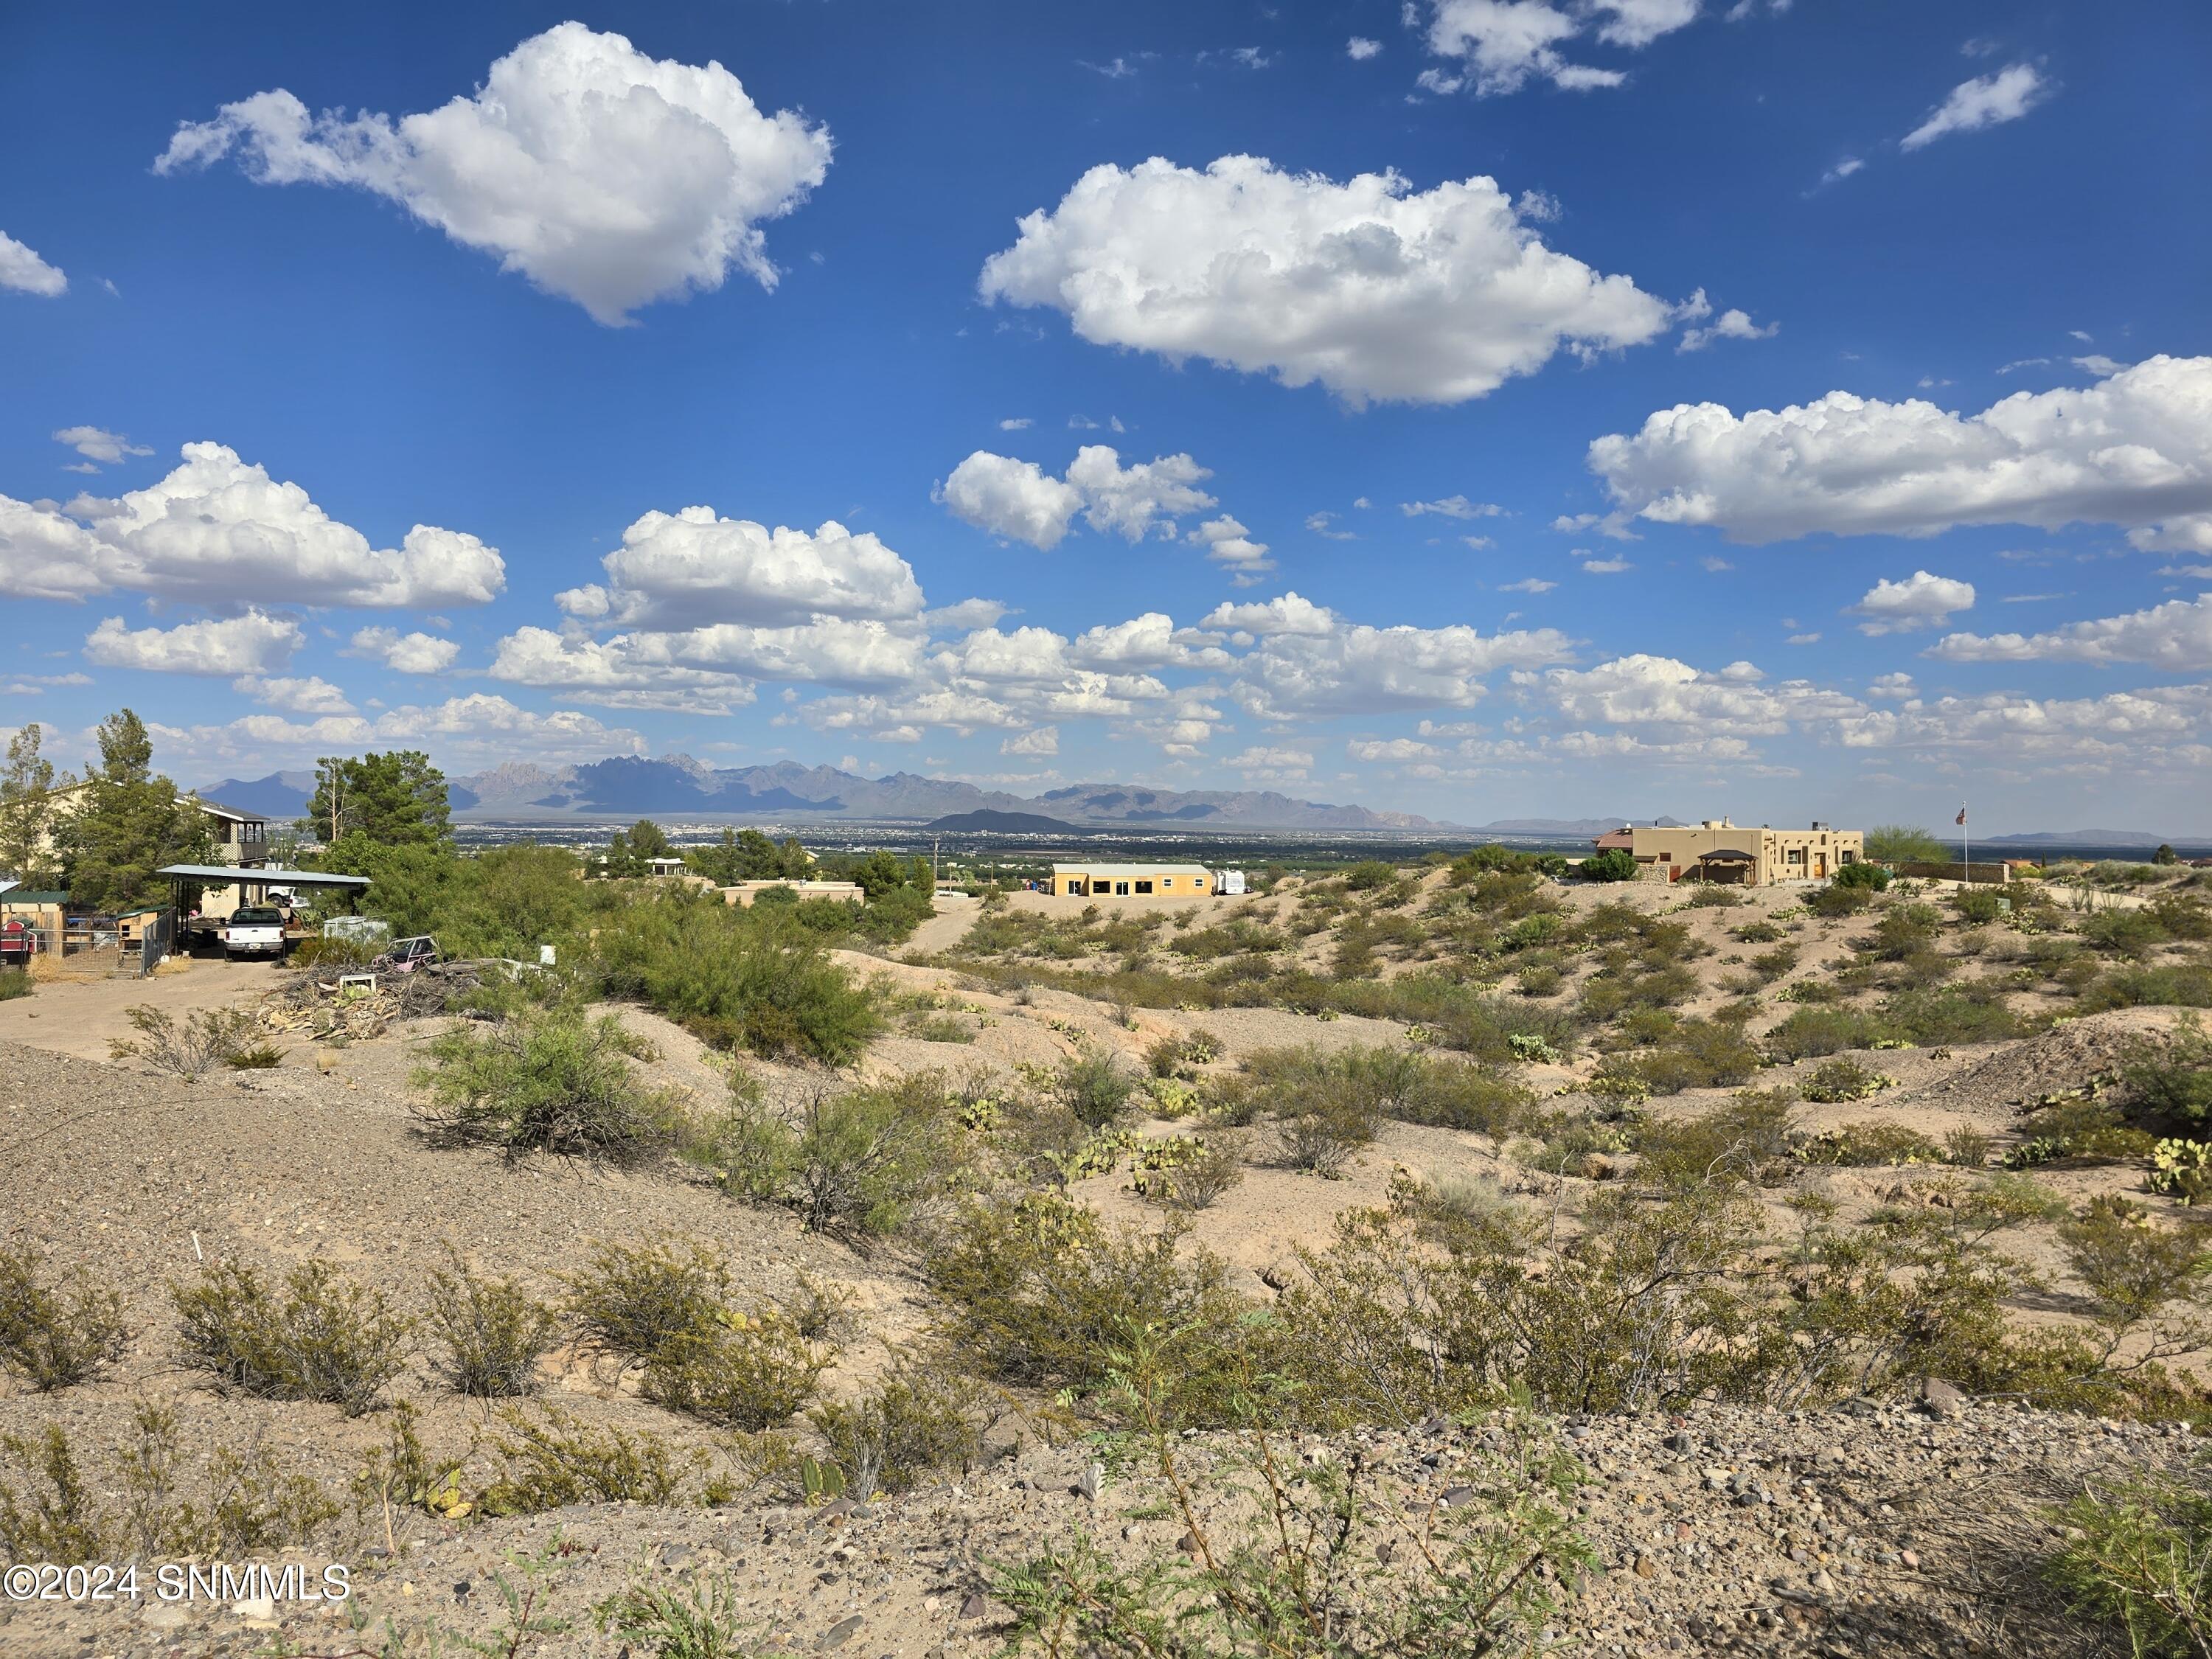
54, 427, 152, 465
1902, 63, 2050, 151
347, 627, 461, 675
940, 445, 1219, 550
1927, 593, 2212, 672
155, 22, 832, 325
1848, 570, 1976, 635
1587, 355, 2212, 547
1414, 0, 1704, 97
84, 610, 304, 676
559, 508, 922, 627
1348, 36, 1383, 59
0, 231, 66, 296
1001, 726, 1060, 757
978, 155, 1674, 406
23, 442, 506, 608
232, 674, 357, 716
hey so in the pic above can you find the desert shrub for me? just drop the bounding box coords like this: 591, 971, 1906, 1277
1144, 1029, 1220, 1079
224, 1040, 285, 1069
2151, 896, 2212, 942
1800, 1058, 1896, 1103
1867, 904, 1944, 961
172, 1259, 411, 1416
907, 1012, 976, 1044
426, 1253, 558, 1398
1810, 883, 1874, 917
1272, 1094, 1379, 1178
414, 1008, 678, 1164
1732, 920, 1786, 943
705, 1073, 963, 1244
2080, 909, 2173, 961
107, 1004, 262, 1080
595, 1576, 757, 1659
2045, 1472, 2212, 1659
593, 900, 880, 1064
1953, 887, 2006, 925
1767, 1006, 1887, 1060
1832, 860, 1892, 892
565, 1237, 732, 1358
1581, 848, 1640, 883
2123, 1018, 2212, 1125
2080, 964, 2212, 1012
807, 1359, 984, 1499
1515, 963, 1563, 998
0, 968, 29, 1001
641, 1310, 830, 1431
1130, 1133, 1245, 1211
1944, 1126, 1994, 1168
1879, 985, 2020, 1046
1058, 1049, 1138, 1130
925, 1195, 1248, 1421
2060, 1196, 2212, 1364
994, 1405, 1587, 1658
1793, 1122, 1943, 1165
2006, 1095, 2157, 1168
0, 1406, 338, 1565
478, 1405, 692, 1514
0, 1245, 127, 1391
1342, 860, 1399, 891
1635, 1091, 1797, 1187
1604, 1019, 1763, 1096
1686, 883, 1743, 908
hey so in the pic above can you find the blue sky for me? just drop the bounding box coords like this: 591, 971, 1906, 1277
2, 1, 2208, 832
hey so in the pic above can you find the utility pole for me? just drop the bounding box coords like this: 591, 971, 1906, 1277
1956, 802, 1969, 888
932, 836, 940, 887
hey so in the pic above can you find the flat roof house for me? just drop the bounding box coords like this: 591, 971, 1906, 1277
1598, 820, 1865, 886
1048, 862, 1213, 898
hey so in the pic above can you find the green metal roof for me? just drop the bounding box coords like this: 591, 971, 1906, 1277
1, 891, 69, 904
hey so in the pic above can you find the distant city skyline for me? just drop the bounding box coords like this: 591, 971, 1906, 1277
2, 3, 2207, 832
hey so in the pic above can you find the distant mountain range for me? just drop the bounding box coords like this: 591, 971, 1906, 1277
192, 759, 2194, 843
201, 756, 1461, 832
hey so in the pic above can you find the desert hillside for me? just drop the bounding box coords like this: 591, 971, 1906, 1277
2, 850, 2209, 1657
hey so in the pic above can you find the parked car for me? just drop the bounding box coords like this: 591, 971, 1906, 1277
221, 905, 288, 961
375, 935, 441, 974
0, 917, 37, 970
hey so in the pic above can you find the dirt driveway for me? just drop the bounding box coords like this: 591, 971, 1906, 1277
0, 954, 291, 1062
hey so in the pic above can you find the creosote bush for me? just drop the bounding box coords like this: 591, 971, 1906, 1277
478, 1405, 700, 1515
807, 1358, 984, 1500
1, 1404, 338, 1565
108, 1004, 262, 1080
414, 1007, 678, 1164
0, 1245, 127, 1391
703, 1071, 964, 1244
172, 1259, 410, 1416
427, 1252, 558, 1398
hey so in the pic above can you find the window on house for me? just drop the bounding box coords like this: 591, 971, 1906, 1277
1116, 882, 1130, 896
1135, 880, 1153, 894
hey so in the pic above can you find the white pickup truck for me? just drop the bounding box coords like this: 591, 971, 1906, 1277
220, 905, 288, 961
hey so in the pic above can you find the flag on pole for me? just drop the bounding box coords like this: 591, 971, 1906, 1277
1955, 806, 1967, 827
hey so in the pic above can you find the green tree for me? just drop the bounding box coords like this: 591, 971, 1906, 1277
2154, 844, 2180, 866
0, 723, 58, 882
307, 751, 451, 848
1865, 824, 1947, 864
601, 820, 670, 879
57, 710, 212, 910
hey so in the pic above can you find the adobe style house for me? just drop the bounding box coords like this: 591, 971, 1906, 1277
1048, 862, 1214, 897
1596, 819, 1865, 886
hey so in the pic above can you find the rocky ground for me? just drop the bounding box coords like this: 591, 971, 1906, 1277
1, 869, 2206, 1658
0, 1397, 2188, 1657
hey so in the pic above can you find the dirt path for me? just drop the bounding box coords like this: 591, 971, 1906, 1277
0, 953, 291, 1062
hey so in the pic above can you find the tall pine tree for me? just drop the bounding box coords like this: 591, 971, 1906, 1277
0, 722, 58, 883
307, 751, 452, 848
58, 710, 212, 909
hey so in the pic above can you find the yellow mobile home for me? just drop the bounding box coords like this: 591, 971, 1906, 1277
1048, 863, 1213, 898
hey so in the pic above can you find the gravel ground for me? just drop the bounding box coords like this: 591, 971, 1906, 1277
0, 1398, 2185, 1658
